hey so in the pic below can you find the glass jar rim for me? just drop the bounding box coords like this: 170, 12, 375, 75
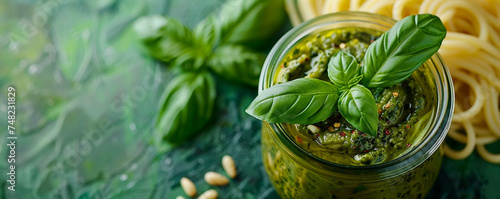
259, 11, 455, 174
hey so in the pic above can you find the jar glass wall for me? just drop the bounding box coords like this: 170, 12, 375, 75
259, 12, 454, 199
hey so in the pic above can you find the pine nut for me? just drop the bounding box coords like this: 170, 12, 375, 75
307, 125, 320, 133
204, 171, 229, 186
222, 155, 237, 179
180, 177, 197, 197
198, 189, 218, 199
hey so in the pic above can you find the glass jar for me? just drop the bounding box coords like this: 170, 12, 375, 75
260, 12, 454, 199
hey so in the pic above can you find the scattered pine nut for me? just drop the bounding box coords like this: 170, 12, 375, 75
333, 122, 341, 128
180, 177, 197, 197
307, 125, 320, 133
222, 155, 237, 179
204, 171, 229, 186
393, 92, 399, 97
198, 189, 218, 199
327, 126, 334, 132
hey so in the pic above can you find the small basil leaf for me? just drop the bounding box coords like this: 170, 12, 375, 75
207, 45, 264, 86
194, 15, 219, 52
216, 0, 286, 48
132, 15, 166, 40
154, 71, 216, 150
339, 85, 378, 136
327, 51, 361, 89
361, 14, 446, 88
245, 78, 339, 124
347, 75, 363, 89
133, 16, 207, 71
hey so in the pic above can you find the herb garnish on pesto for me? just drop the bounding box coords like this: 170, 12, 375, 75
246, 14, 446, 165
246, 14, 446, 136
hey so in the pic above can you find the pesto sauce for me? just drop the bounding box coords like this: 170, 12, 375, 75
276, 28, 436, 165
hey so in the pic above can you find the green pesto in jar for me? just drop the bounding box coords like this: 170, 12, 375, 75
275, 27, 436, 166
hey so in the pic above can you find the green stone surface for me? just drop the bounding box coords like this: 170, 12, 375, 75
0, 0, 499, 198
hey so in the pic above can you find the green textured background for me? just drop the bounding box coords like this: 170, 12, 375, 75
0, 0, 499, 198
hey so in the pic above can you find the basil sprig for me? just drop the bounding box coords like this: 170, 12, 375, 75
134, 0, 286, 150
246, 14, 446, 136
133, 16, 208, 71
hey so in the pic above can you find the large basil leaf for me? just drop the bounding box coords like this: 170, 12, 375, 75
133, 16, 208, 70
215, 0, 286, 47
154, 71, 216, 150
246, 78, 339, 124
207, 45, 264, 86
327, 51, 361, 90
339, 85, 378, 136
361, 14, 446, 88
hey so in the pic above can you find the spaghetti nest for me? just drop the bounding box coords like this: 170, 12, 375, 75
286, 0, 500, 163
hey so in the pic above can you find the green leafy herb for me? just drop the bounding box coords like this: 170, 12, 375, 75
133, 15, 207, 71
135, 0, 286, 149
347, 74, 364, 88
155, 72, 215, 149
327, 51, 361, 90
215, 0, 286, 48
194, 15, 219, 51
246, 14, 446, 136
208, 45, 264, 86
245, 78, 339, 124
134, 0, 286, 81
338, 85, 378, 136
361, 14, 447, 88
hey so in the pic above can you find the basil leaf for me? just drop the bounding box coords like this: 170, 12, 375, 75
154, 71, 216, 150
207, 45, 264, 86
194, 15, 219, 51
246, 78, 339, 124
361, 14, 446, 88
347, 75, 363, 88
215, 0, 286, 47
327, 51, 361, 90
339, 85, 378, 136
133, 16, 208, 70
